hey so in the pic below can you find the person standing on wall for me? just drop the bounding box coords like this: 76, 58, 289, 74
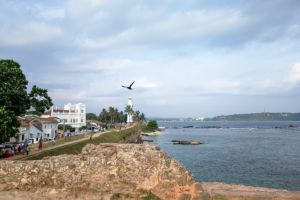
38, 137, 43, 150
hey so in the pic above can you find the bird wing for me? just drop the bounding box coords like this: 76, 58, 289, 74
129, 81, 135, 87
122, 85, 128, 88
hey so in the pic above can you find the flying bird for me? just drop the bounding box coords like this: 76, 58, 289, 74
122, 81, 135, 90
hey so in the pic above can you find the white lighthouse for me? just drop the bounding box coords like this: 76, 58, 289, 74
127, 97, 133, 123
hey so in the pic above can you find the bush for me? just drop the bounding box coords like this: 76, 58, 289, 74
79, 126, 87, 131
146, 120, 158, 132
58, 124, 75, 132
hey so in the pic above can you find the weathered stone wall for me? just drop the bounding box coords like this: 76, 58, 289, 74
0, 143, 204, 200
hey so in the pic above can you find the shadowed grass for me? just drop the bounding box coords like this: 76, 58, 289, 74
28, 125, 142, 160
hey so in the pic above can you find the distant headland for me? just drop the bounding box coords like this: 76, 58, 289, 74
151, 112, 300, 122
206, 112, 300, 121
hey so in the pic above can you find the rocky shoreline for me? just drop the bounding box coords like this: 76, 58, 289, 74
202, 182, 300, 200
1, 143, 300, 200
0, 143, 204, 200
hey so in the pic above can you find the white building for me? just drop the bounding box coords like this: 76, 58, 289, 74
40, 118, 60, 139
11, 116, 59, 144
127, 98, 133, 123
43, 103, 86, 129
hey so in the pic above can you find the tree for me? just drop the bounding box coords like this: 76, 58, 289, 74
28, 85, 53, 115
139, 113, 146, 122
132, 110, 146, 122
133, 110, 140, 121
99, 108, 109, 124
0, 108, 20, 143
124, 105, 134, 123
146, 120, 158, 132
58, 124, 74, 132
0, 60, 29, 143
0, 60, 30, 115
86, 113, 98, 120
0, 59, 53, 143
125, 105, 134, 115
118, 111, 127, 123
108, 106, 115, 124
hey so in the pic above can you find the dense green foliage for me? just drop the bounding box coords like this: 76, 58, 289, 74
29, 125, 142, 160
58, 124, 75, 132
208, 112, 300, 121
146, 120, 158, 132
28, 85, 53, 115
0, 108, 20, 143
97, 106, 145, 124
0, 59, 53, 143
0, 60, 30, 115
79, 126, 87, 131
98, 107, 127, 124
86, 113, 98, 120
124, 105, 134, 116
133, 110, 146, 122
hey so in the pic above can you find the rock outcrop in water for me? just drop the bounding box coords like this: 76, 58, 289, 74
0, 143, 204, 200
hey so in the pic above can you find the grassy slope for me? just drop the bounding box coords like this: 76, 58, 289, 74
29, 125, 142, 160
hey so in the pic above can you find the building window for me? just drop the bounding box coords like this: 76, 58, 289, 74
81, 119, 83, 122
81, 110, 84, 113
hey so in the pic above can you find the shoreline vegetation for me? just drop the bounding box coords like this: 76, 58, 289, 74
141, 120, 161, 136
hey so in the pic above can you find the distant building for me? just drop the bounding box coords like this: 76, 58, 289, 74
43, 103, 86, 129
86, 120, 107, 131
127, 98, 133, 123
11, 116, 59, 144
195, 117, 205, 121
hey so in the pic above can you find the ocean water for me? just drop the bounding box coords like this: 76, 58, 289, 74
148, 121, 300, 190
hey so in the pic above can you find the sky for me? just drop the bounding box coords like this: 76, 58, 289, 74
1, 0, 300, 118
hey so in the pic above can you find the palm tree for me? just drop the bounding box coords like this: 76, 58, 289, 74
125, 105, 134, 115
133, 110, 140, 121
108, 106, 115, 124
99, 108, 109, 123
124, 105, 134, 123
139, 113, 146, 122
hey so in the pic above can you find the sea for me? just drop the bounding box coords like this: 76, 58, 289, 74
146, 121, 300, 191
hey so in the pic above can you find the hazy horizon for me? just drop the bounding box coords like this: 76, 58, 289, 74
1, 0, 300, 117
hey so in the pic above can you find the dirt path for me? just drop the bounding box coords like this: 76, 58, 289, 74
6, 126, 131, 161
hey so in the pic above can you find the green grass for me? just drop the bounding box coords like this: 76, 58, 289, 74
28, 125, 142, 160
213, 194, 229, 200
143, 192, 161, 200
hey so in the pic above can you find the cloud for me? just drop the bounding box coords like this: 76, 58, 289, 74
289, 63, 300, 85
1, 0, 300, 116
0, 22, 63, 46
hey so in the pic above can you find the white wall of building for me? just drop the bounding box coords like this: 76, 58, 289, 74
12, 117, 59, 143
19, 126, 43, 144
51, 103, 86, 128
43, 123, 58, 139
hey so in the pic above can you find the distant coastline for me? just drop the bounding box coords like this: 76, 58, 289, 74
206, 112, 300, 121
150, 112, 300, 122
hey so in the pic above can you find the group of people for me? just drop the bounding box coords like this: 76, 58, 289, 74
1, 140, 30, 158
1, 137, 54, 158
